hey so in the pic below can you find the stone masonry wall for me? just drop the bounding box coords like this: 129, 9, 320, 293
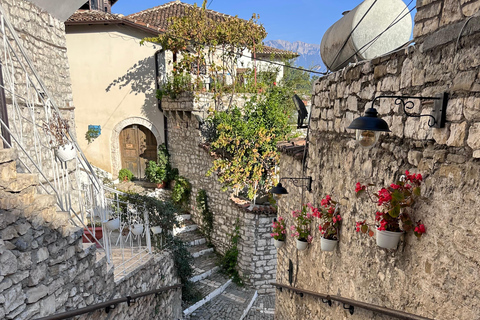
275, 2, 480, 319
0, 149, 182, 319
163, 96, 277, 293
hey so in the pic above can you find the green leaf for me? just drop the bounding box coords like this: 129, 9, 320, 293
388, 205, 400, 218
361, 225, 368, 234
391, 190, 404, 202
413, 187, 421, 196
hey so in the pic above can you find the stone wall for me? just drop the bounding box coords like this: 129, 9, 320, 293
0, 149, 182, 319
163, 98, 277, 293
275, 1, 480, 319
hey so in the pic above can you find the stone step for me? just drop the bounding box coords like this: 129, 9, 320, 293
174, 222, 198, 235
187, 283, 257, 320
177, 214, 191, 221
0, 173, 39, 192
190, 251, 220, 283
183, 272, 232, 316
188, 243, 214, 258
175, 229, 207, 247
243, 294, 275, 320
0, 161, 17, 182
0, 148, 17, 164
0, 186, 36, 210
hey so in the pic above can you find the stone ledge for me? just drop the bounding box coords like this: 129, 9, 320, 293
421, 15, 480, 52
277, 138, 306, 160
230, 195, 276, 215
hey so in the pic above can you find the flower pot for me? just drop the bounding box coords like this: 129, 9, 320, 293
56, 143, 76, 162
296, 239, 308, 251
156, 182, 166, 189
104, 218, 120, 231
321, 237, 338, 252
376, 229, 403, 249
151, 226, 162, 234
131, 224, 144, 236
82, 227, 103, 248
274, 239, 285, 249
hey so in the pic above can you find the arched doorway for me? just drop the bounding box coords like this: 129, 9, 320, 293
119, 124, 157, 179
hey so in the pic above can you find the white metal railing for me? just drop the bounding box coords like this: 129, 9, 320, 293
0, 4, 151, 270
103, 186, 153, 279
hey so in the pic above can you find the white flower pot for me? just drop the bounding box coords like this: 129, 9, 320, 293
321, 237, 338, 252
376, 229, 403, 249
274, 239, 285, 249
151, 226, 162, 234
56, 143, 76, 162
296, 239, 308, 251
104, 218, 120, 231
131, 224, 144, 236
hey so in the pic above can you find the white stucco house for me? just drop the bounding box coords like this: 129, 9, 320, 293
65, 0, 298, 178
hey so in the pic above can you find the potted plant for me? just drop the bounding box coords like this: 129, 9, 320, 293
312, 196, 342, 252
82, 221, 103, 248
355, 170, 426, 249
270, 217, 286, 249
85, 126, 101, 144
42, 112, 76, 162
118, 168, 134, 182
145, 161, 167, 188
290, 204, 314, 251
104, 217, 120, 231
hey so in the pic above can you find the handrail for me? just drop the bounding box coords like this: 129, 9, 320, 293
34, 284, 183, 320
271, 283, 435, 320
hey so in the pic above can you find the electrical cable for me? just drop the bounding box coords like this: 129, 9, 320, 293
328, 0, 378, 71
338, 5, 416, 69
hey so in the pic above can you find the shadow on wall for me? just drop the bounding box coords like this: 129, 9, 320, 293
105, 56, 160, 123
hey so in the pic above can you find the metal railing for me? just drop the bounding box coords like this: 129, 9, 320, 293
34, 284, 182, 320
271, 282, 435, 320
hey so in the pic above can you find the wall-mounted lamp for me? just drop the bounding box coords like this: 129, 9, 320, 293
269, 176, 312, 199
347, 93, 448, 148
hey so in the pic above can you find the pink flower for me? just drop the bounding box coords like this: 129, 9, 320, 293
278, 217, 283, 222
290, 225, 296, 231
307, 235, 313, 243
356, 227, 360, 232
337, 215, 342, 221
333, 217, 337, 223
390, 183, 400, 190
415, 224, 426, 234
355, 182, 366, 193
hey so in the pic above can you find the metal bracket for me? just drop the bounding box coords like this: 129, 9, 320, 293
343, 303, 354, 315
322, 299, 332, 307
371, 93, 448, 128
288, 259, 294, 286
280, 176, 312, 192
105, 305, 116, 314
126, 296, 135, 307
295, 292, 304, 298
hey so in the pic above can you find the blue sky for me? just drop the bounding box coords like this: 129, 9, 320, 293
112, 0, 415, 44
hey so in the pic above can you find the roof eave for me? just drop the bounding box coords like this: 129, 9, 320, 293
65, 19, 164, 36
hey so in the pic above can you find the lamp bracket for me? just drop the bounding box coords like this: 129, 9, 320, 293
371, 93, 448, 128
279, 176, 312, 192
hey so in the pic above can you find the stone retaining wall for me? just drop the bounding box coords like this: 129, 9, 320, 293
164, 103, 277, 294
275, 1, 480, 319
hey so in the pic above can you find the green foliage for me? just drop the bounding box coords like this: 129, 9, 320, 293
282, 59, 318, 96
85, 127, 100, 144
196, 189, 213, 245
145, 161, 167, 184
143, 0, 267, 98
118, 168, 134, 182
206, 86, 294, 200
171, 176, 191, 206
219, 218, 243, 285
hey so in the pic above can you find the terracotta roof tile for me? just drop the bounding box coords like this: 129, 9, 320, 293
277, 138, 307, 159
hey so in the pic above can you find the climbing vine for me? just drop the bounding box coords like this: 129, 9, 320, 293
219, 218, 243, 285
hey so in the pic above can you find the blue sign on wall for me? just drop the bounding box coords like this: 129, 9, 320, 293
88, 125, 101, 138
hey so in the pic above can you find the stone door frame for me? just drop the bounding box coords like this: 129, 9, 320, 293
111, 117, 162, 178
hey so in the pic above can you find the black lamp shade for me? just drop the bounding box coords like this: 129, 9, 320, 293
269, 183, 288, 195
347, 108, 391, 132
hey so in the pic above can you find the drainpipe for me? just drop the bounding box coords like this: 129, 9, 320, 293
155, 50, 168, 149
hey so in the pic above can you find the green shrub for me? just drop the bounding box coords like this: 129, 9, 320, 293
145, 161, 167, 184
118, 168, 134, 182
196, 189, 213, 245
172, 176, 191, 205
219, 218, 243, 285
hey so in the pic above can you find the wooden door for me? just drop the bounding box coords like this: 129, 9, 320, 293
119, 125, 157, 178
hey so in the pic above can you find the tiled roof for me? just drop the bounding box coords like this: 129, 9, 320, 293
127, 1, 230, 31
128, 1, 297, 56
258, 45, 299, 57
66, 10, 163, 34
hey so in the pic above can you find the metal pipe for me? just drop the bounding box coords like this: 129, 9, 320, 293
34, 284, 182, 320
271, 283, 434, 320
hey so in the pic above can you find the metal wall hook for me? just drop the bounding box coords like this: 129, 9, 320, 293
295, 292, 304, 298
105, 305, 116, 314
126, 296, 135, 306
343, 303, 354, 315
322, 299, 332, 307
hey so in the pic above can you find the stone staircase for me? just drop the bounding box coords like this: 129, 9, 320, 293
175, 217, 267, 320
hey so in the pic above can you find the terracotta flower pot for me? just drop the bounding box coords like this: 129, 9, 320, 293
376, 229, 403, 249
82, 227, 103, 248
156, 182, 166, 189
